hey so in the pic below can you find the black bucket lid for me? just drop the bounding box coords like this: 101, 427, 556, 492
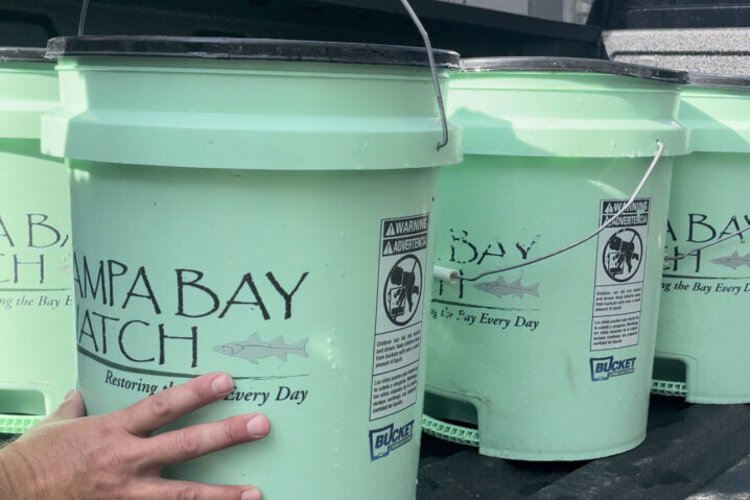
688, 72, 750, 89
0, 47, 50, 63
461, 57, 688, 84
45, 36, 460, 69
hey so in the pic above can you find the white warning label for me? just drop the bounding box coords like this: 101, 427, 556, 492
590, 199, 650, 351
370, 214, 429, 421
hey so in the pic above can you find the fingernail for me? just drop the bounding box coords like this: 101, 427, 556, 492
246, 414, 269, 437
64, 389, 76, 401
241, 487, 261, 500
211, 374, 233, 395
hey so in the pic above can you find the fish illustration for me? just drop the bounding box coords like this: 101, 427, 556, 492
474, 276, 540, 299
711, 251, 750, 270
213, 333, 309, 364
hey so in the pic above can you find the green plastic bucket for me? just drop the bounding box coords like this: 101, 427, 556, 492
423, 57, 689, 461
654, 73, 750, 403
41, 36, 461, 498
0, 48, 76, 434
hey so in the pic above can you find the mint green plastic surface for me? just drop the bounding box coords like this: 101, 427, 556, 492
43, 54, 460, 499
448, 71, 688, 158
425, 68, 686, 461
0, 60, 76, 434
43, 58, 459, 171
656, 84, 750, 403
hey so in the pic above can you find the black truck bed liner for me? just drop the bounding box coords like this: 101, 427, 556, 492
418, 396, 750, 499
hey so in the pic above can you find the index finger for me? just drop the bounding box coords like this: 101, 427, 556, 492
116, 372, 235, 436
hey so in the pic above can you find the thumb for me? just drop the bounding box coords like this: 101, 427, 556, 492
46, 390, 85, 421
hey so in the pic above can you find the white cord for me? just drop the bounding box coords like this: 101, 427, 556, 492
445, 141, 665, 283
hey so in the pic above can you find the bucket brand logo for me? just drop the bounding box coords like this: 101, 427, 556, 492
590, 356, 636, 382
369, 419, 414, 461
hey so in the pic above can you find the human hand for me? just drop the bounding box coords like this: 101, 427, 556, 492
0, 372, 269, 500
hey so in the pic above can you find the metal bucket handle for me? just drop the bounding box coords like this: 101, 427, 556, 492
78, 0, 90, 36
77, 0, 450, 151
664, 227, 750, 263
435, 140, 666, 284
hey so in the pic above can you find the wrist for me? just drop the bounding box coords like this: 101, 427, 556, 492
0, 446, 20, 499
0, 441, 41, 500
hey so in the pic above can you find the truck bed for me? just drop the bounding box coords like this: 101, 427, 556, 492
2, 396, 749, 497
418, 395, 750, 499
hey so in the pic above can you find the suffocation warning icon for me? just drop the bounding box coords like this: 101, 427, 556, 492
383, 254, 423, 326
603, 228, 643, 282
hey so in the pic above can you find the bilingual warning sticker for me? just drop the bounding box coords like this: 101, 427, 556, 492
370, 214, 429, 421
590, 199, 650, 352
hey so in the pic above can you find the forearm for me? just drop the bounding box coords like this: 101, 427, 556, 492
0, 447, 20, 499
0, 440, 43, 500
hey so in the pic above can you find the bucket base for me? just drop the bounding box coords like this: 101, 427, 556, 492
477, 434, 646, 462
423, 413, 646, 462
653, 355, 750, 404
685, 394, 750, 405
651, 378, 750, 404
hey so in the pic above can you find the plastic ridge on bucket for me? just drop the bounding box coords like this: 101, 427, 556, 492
448, 57, 689, 158
43, 37, 460, 172
425, 57, 689, 461
421, 414, 479, 447
655, 71, 750, 404
41, 36, 461, 499
0, 48, 76, 435
651, 379, 688, 397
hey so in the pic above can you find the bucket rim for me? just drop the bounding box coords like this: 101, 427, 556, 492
0, 47, 51, 63
687, 72, 750, 89
459, 56, 688, 84
45, 36, 460, 69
